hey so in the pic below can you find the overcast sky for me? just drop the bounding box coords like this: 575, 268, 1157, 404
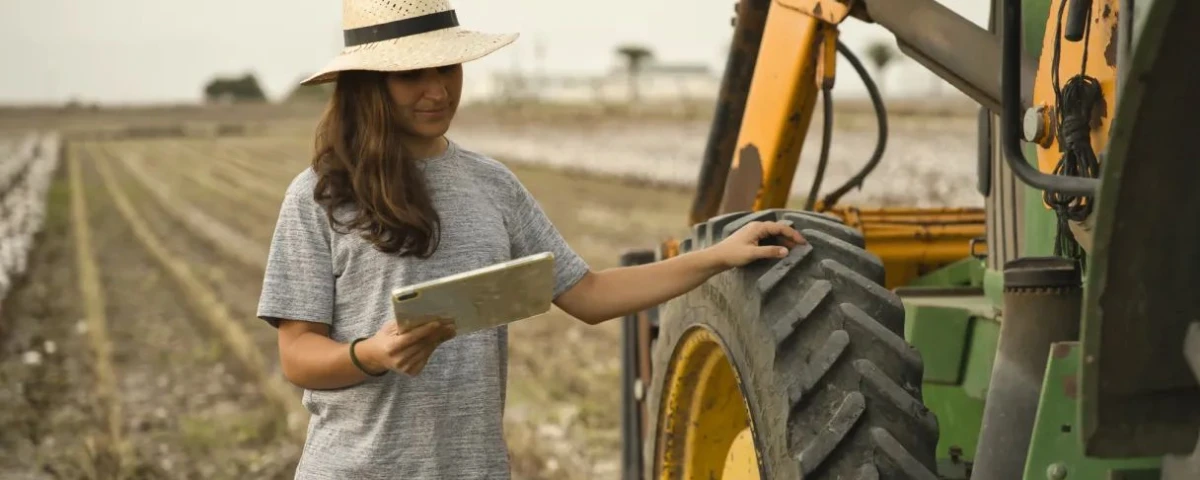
0, 0, 991, 105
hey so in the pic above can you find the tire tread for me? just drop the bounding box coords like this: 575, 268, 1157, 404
644, 209, 938, 480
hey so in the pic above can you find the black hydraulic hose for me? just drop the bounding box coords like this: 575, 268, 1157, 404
819, 40, 888, 209
1002, 0, 1098, 196
804, 84, 834, 210
1064, 0, 1093, 41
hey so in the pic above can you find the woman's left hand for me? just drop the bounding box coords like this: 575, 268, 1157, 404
710, 220, 807, 269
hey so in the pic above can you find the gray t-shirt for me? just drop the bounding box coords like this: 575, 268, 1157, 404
256, 140, 590, 479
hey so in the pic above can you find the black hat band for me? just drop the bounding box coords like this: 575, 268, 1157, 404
342, 10, 459, 47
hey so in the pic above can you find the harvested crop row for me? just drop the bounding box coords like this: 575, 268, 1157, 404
89, 144, 309, 441
206, 141, 294, 200
72, 142, 302, 476
159, 140, 286, 236
207, 135, 308, 180
107, 143, 269, 271
100, 141, 286, 372
100, 141, 282, 362
125, 140, 283, 242
0, 132, 61, 308
65, 146, 127, 473
169, 141, 281, 222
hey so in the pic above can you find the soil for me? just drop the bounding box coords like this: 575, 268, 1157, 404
0, 142, 301, 479
0, 136, 695, 480
0, 159, 99, 478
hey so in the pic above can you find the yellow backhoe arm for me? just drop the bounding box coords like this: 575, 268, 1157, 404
682, 0, 1048, 288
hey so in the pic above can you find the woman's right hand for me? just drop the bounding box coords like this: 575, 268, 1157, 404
359, 319, 457, 376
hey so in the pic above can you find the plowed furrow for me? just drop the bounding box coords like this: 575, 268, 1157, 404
130, 141, 279, 242
68, 145, 127, 471
96, 143, 280, 360
109, 144, 268, 271
89, 144, 307, 442
72, 141, 303, 477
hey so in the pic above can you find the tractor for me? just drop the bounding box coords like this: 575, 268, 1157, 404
617, 0, 1200, 478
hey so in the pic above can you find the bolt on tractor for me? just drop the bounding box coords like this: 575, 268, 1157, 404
616, 0, 1200, 478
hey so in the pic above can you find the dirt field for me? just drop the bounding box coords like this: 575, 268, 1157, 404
0, 133, 702, 480
0, 103, 979, 479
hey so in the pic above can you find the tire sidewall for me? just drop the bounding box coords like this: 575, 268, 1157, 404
642, 268, 799, 480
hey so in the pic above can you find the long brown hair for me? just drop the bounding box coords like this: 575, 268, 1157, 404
310, 70, 440, 257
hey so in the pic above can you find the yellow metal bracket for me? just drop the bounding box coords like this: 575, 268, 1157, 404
719, 4, 831, 214
818, 27, 839, 90
777, 0, 857, 24
822, 206, 986, 288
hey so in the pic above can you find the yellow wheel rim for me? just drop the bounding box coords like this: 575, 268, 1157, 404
655, 326, 760, 479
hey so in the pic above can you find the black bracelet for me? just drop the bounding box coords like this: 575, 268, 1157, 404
350, 337, 386, 377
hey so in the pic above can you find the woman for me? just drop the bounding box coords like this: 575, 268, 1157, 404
257, 1, 806, 478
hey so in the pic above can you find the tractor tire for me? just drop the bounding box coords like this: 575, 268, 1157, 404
642, 209, 940, 480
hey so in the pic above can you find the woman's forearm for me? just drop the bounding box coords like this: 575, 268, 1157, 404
279, 328, 380, 390
556, 248, 728, 324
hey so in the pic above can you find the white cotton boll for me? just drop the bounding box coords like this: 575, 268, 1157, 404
0, 272, 10, 300
3, 246, 15, 276
12, 237, 28, 276
0, 240, 16, 272
22, 350, 42, 366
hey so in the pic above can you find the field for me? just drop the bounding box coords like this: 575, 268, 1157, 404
0, 101, 978, 479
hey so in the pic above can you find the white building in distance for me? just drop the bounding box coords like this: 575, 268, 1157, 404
483, 60, 721, 106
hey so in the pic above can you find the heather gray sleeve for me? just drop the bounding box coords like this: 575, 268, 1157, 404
257, 172, 335, 327
504, 172, 590, 298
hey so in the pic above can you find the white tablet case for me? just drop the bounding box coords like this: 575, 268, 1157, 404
390, 252, 556, 335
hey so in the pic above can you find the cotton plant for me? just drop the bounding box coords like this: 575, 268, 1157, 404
0, 132, 61, 304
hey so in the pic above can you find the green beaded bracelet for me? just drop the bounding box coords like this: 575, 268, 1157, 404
350, 337, 386, 377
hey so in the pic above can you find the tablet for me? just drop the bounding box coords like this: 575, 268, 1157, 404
390, 252, 556, 335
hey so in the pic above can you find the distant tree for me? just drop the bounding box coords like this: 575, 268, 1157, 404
63, 97, 84, 111
204, 73, 268, 104
615, 43, 654, 103
864, 40, 896, 94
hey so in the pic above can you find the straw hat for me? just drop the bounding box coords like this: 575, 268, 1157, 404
300, 0, 518, 85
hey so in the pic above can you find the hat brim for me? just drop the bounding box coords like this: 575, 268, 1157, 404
301, 28, 518, 86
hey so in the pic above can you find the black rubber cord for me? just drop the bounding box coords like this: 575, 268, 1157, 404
804, 84, 834, 211
815, 40, 889, 211
1044, 0, 1102, 263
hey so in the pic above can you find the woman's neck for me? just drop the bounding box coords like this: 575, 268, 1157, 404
403, 136, 449, 160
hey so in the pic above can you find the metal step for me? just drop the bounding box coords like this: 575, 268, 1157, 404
1162, 323, 1200, 480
